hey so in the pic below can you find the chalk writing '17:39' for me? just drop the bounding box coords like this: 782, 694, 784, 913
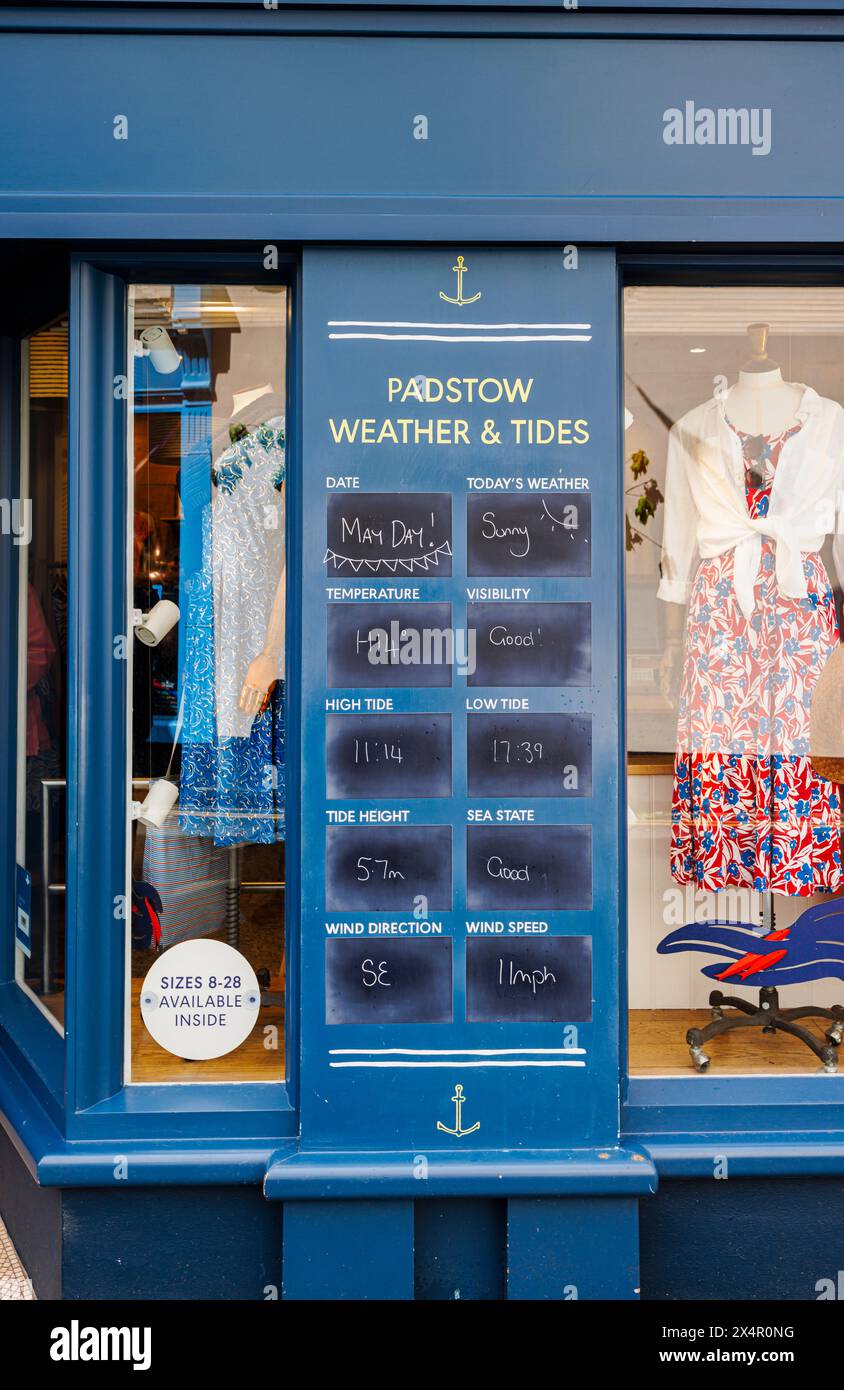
492, 739, 543, 765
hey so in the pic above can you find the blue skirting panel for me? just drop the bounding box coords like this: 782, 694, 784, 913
507, 1196, 641, 1301
0, 1122, 61, 1301
640, 1178, 844, 1302
415, 1199, 506, 1301
282, 1199, 414, 1301
61, 1187, 283, 1302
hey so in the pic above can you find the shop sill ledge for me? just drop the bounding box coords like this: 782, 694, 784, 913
0, 1039, 298, 1187
638, 1135, 844, 1179
1, 1107, 295, 1188
263, 1146, 658, 1200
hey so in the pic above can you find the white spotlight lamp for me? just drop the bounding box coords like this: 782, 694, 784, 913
137, 325, 182, 375
134, 599, 180, 647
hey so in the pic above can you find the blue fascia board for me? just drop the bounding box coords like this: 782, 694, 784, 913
263, 1147, 659, 1200
3, 5, 844, 36
8, 200, 844, 245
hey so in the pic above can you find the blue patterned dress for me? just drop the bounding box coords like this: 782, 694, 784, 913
179, 418, 286, 846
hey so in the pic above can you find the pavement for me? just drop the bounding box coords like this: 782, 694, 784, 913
0, 1217, 35, 1299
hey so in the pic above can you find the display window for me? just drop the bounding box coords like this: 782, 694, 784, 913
14, 316, 68, 1034
625, 283, 844, 1076
127, 282, 288, 1084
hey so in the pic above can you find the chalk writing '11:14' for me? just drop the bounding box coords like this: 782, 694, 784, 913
353, 739, 404, 765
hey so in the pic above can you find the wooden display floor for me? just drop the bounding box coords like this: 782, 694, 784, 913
130, 976, 285, 1083
630, 1009, 838, 1075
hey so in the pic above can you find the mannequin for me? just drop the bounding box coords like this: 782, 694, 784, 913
239, 573, 285, 717
656, 324, 844, 1067
657, 324, 844, 898
178, 386, 287, 847
659, 325, 800, 696
222, 383, 287, 720
724, 324, 802, 438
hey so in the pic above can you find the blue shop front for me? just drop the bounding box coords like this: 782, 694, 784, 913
4, 1, 844, 1303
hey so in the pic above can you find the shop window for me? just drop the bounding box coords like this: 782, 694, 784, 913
127, 284, 287, 1083
15, 318, 68, 1033
624, 284, 844, 1076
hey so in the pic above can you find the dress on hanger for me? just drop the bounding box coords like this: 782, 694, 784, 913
179, 417, 286, 847
671, 419, 842, 896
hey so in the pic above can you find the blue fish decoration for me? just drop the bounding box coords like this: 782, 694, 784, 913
657, 900, 844, 987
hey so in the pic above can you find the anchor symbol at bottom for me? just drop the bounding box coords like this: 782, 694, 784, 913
436, 1083, 481, 1137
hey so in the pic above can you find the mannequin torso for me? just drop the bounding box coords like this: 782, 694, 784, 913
726, 368, 803, 437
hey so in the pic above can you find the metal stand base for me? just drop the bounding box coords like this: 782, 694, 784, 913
687, 986, 844, 1073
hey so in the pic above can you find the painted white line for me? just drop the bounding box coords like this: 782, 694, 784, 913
329, 1059, 587, 1069
329, 1047, 586, 1056
327, 320, 592, 330
328, 333, 592, 343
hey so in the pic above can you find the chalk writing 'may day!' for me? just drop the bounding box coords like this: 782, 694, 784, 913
326, 492, 452, 576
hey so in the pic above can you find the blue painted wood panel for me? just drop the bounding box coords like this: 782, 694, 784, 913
299, 245, 621, 1153
282, 1199, 413, 1300
508, 1196, 641, 1300
0, 34, 839, 205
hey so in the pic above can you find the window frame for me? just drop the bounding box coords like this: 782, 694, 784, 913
61, 250, 300, 1142
0, 322, 67, 1131
619, 251, 844, 1144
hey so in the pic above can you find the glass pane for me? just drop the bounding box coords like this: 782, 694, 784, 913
15, 318, 69, 1032
625, 285, 844, 1076
128, 284, 287, 1083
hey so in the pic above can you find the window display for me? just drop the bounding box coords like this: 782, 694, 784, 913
625, 286, 844, 1074
15, 318, 68, 1032
127, 284, 287, 1083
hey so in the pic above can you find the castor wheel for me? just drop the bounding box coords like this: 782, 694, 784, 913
821, 1045, 838, 1073
706, 990, 724, 1019
689, 1045, 710, 1072
256, 967, 270, 990
826, 1022, 844, 1046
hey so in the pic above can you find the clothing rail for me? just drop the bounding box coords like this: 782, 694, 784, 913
37, 778, 286, 993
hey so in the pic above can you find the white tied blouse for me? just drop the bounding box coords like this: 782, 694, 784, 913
657, 385, 844, 618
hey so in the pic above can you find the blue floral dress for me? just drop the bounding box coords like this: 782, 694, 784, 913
179, 418, 286, 847
672, 421, 841, 897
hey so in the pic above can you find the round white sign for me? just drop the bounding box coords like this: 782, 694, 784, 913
140, 939, 261, 1061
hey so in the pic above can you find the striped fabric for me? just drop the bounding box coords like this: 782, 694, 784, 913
141, 820, 228, 948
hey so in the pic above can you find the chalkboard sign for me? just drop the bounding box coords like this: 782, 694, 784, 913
466, 936, 592, 1023
326, 713, 452, 799
326, 492, 452, 576
467, 602, 591, 688
327, 602, 453, 688
325, 936, 453, 1024
467, 493, 590, 577
326, 824, 453, 910
467, 713, 592, 797
466, 824, 592, 910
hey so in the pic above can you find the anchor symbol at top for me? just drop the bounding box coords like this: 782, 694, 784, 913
439, 255, 482, 307
436, 1083, 481, 1138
